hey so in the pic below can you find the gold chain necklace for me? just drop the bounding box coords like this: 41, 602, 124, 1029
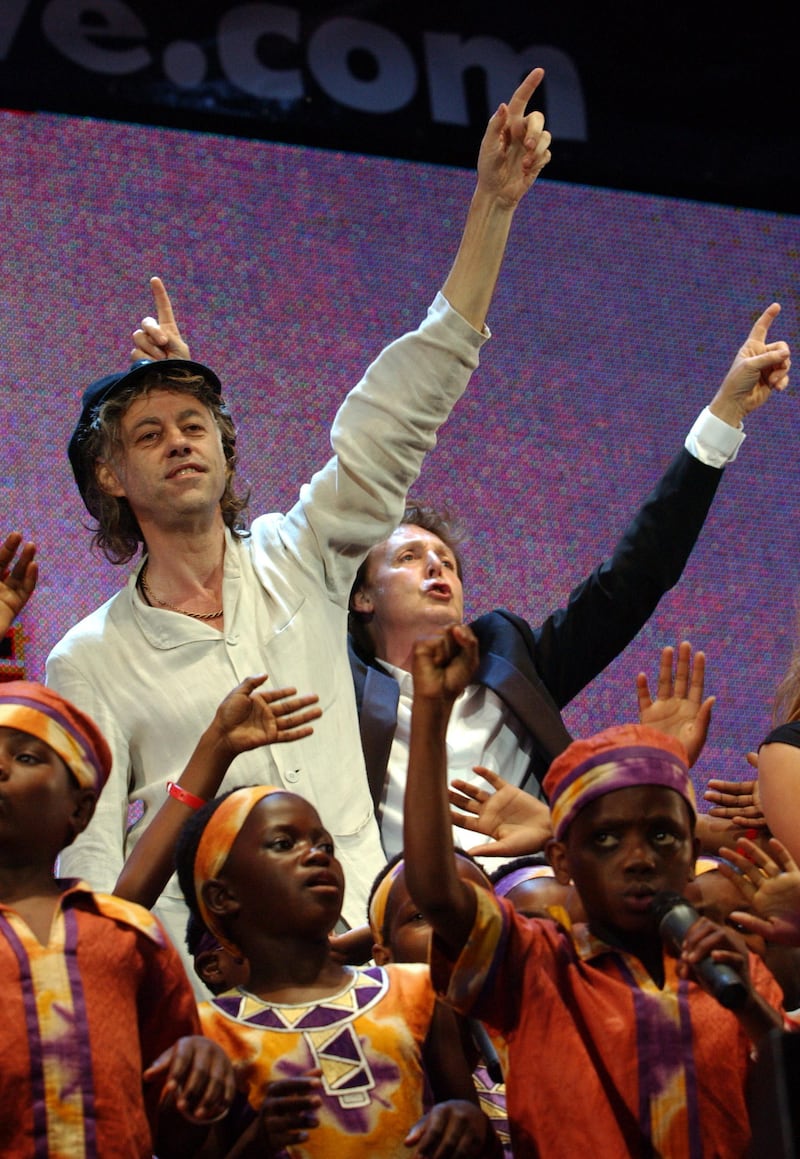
139, 562, 224, 621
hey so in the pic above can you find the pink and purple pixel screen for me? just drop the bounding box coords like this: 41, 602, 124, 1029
1, 109, 798, 793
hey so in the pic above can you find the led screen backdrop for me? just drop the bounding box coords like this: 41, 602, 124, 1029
1, 0, 796, 211
1, 108, 798, 797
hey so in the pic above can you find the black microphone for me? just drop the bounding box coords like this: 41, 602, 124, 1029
651, 891, 748, 1011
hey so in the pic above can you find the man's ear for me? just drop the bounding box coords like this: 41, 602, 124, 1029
351, 586, 373, 615
95, 460, 126, 498
546, 838, 572, 886
201, 878, 240, 919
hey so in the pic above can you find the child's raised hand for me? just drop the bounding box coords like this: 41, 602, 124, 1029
635, 641, 714, 767
211, 674, 322, 759
257, 1071, 322, 1153
704, 756, 768, 830
405, 1098, 498, 1157
718, 837, 800, 946
449, 766, 552, 857
411, 625, 479, 703
144, 1034, 234, 1125
0, 532, 37, 633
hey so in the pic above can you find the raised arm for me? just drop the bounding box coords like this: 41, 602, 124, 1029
132, 72, 550, 367
271, 79, 549, 599
754, 737, 800, 863
114, 675, 320, 906
441, 67, 550, 331
0, 532, 37, 634
528, 302, 790, 713
130, 276, 191, 362
403, 625, 481, 957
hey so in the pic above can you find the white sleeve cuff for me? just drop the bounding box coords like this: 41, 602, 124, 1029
435, 290, 492, 341
684, 406, 745, 467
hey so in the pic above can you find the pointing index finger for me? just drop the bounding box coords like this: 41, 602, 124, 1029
748, 302, 781, 346
149, 275, 177, 329
506, 67, 545, 115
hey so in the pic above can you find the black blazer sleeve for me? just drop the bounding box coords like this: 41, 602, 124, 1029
529, 448, 723, 709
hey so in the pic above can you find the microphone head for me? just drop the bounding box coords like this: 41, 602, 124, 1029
650, 890, 690, 927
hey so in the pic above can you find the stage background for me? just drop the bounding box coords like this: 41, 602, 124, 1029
1, 108, 798, 799
1, 0, 796, 212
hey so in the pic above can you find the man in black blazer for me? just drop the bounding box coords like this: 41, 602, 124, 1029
348, 303, 790, 857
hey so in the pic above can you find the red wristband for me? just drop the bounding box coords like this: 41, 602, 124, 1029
166, 781, 207, 811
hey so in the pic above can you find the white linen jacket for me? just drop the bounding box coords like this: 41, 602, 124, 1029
47, 294, 487, 928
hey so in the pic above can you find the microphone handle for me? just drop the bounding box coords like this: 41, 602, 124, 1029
691, 956, 748, 1010
657, 898, 749, 1011
469, 1017, 504, 1085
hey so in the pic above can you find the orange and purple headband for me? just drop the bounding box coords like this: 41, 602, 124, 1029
494, 863, 556, 898
194, 785, 281, 954
0, 680, 111, 793
368, 859, 405, 948
544, 724, 694, 842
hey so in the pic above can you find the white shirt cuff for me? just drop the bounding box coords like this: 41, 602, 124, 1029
684, 406, 745, 467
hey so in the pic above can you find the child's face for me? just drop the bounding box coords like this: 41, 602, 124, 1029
221, 793, 344, 937
549, 785, 697, 941
378, 856, 489, 964
0, 726, 93, 863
